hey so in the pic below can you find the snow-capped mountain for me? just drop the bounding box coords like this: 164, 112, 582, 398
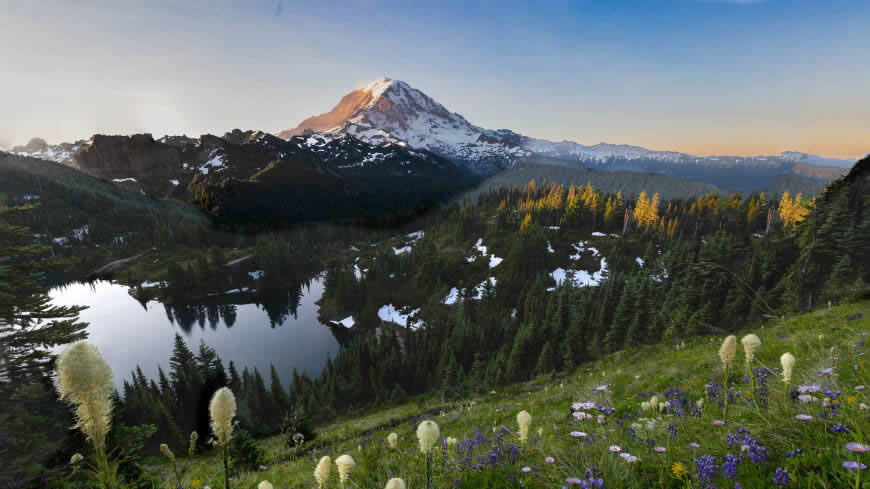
279, 77, 530, 174
279, 77, 859, 176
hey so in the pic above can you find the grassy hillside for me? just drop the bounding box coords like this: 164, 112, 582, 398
144, 300, 869, 489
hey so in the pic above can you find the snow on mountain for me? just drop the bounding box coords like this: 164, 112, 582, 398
779, 151, 855, 169
280, 77, 859, 175
280, 77, 530, 174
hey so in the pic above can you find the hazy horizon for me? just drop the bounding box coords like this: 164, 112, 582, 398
2, 0, 869, 160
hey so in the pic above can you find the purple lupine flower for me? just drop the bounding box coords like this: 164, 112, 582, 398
694, 455, 717, 489
772, 467, 791, 487
722, 454, 739, 479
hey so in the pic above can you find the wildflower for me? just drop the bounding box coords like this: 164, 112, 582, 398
798, 384, 821, 393
672, 462, 688, 476
160, 443, 175, 462
597, 415, 606, 425
384, 478, 406, 489
846, 443, 869, 454
798, 394, 815, 403
545, 457, 555, 463
689, 442, 700, 448
654, 446, 667, 453
843, 461, 867, 471
713, 420, 725, 426
521, 467, 532, 473
570, 431, 587, 438
387, 432, 398, 449
772, 467, 791, 487
780, 353, 795, 384
69, 453, 84, 465
293, 433, 305, 446
741, 334, 761, 363
623, 454, 639, 463
446, 437, 458, 448
537, 427, 543, 437
314, 456, 331, 489
565, 477, 583, 485
796, 414, 813, 421
335, 454, 355, 487
720, 335, 737, 369
857, 385, 865, 391
55, 342, 114, 453
189, 431, 198, 456
209, 387, 236, 447
608, 445, 622, 453
694, 455, 717, 488
416, 420, 440, 453
517, 410, 532, 444
785, 449, 803, 458
573, 411, 591, 420
722, 454, 739, 479
258, 482, 273, 489
192, 480, 202, 488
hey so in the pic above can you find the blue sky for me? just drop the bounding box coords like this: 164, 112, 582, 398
1, 0, 868, 159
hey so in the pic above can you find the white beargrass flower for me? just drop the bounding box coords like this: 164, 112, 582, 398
781, 352, 795, 383
446, 437, 458, 448
537, 427, 543, 437
209, 387, 236, 447
649, 396, 659, 410
385, 478, 406, 489
70, 453, 84, 465
719, 335, 737, 370
741, 334, 761, 364
387, 432, 398, 449
160, 443, 175, 462
416, 420, 440, 453
258, 482, 273, 489
314, 456, 331, 489
335, 454, 355, 486
517, 410, 532, 444
55, 342, 114, 452
189, 431, 198, 456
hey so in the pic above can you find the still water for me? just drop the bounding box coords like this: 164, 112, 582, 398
49, 277, 341, 391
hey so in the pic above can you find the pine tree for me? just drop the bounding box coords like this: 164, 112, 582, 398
0, 204, 87, 385
535, 342, 555, 375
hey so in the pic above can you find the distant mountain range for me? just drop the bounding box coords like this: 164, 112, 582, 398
278, 77, 857, 178
7, 76, 860, 203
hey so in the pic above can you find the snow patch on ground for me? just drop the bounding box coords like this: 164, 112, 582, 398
331, 316, 355, 328
550, 258, 608, 288
170, 179, 180, 186
443, 287, 460, 305
569, 241, 600, 260
547, 241, 555, 253
547, 226, 561, 230
378, 304, 423, 330
393, 245, 412, 255
112, 178, 137, 183
489, 255, 503, 268
635, 257, 644, 267
406, 230, 424, 241
591, 232, 606, 237
248, 270, 264, 280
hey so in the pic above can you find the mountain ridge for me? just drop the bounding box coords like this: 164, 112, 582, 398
277, 76, 858, 176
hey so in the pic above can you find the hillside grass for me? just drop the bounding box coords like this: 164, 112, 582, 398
145, 300, 870, 489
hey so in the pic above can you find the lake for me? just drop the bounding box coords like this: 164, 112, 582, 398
48, 276, 341, 391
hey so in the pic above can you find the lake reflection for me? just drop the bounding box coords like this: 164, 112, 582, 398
49, 277, 341, 391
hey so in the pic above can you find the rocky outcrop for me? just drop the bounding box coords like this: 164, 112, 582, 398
72, 134, 182, 197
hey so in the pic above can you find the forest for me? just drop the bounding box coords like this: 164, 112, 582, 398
2, 155, 867, 488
